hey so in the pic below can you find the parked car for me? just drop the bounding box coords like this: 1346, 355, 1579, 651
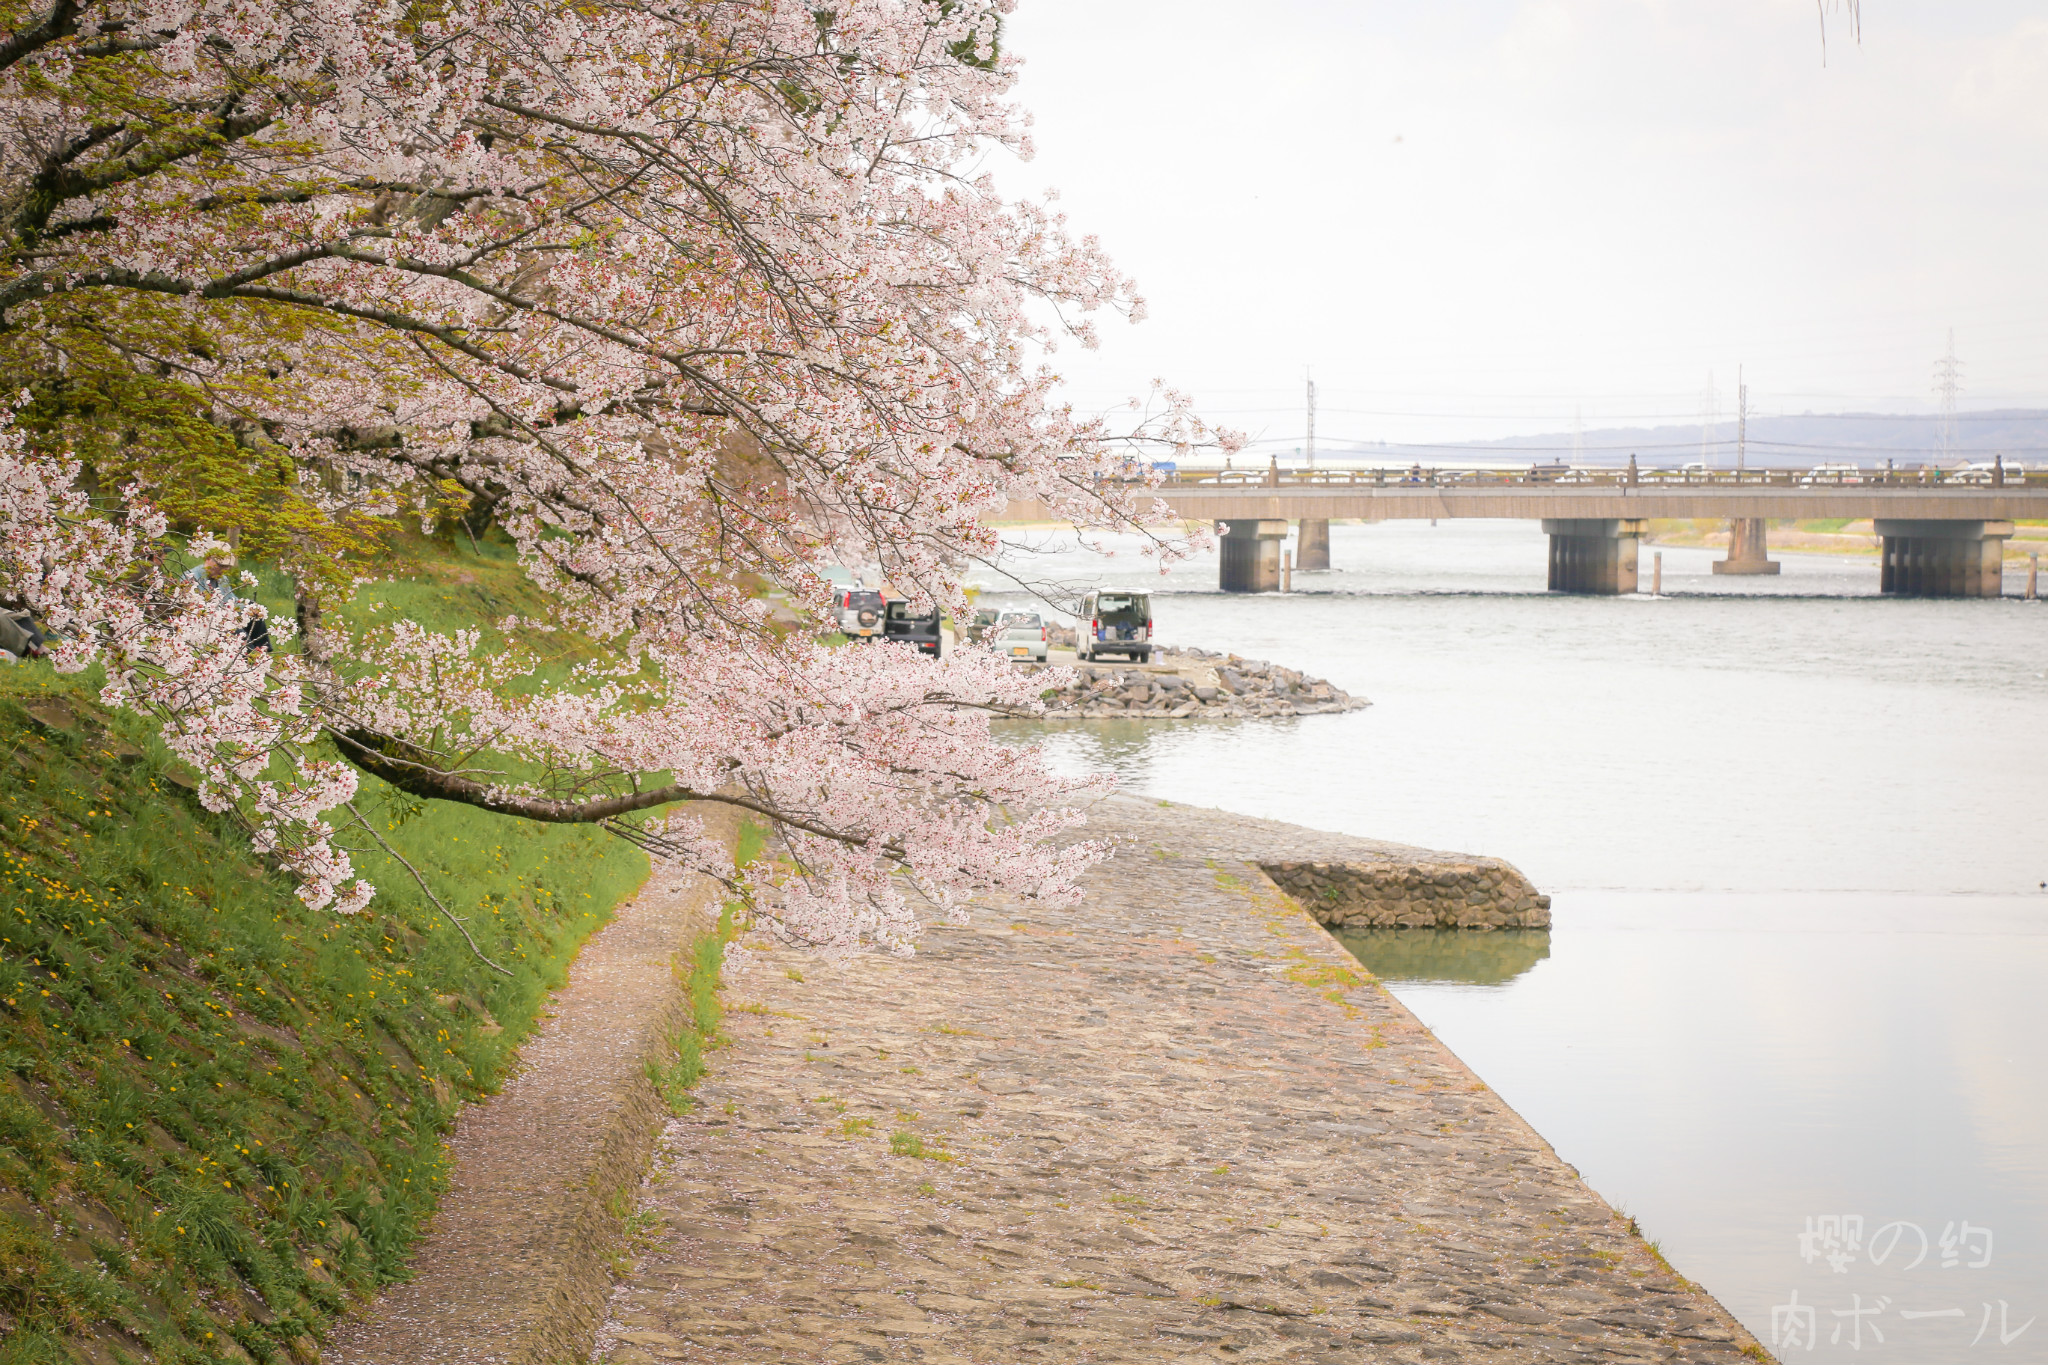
835, 588, 886, 640
994, 612, 1048, 663
1077, 589, 1151, 663
1949, 459, 2027, 485
1111, 458, 1178, 482
883, 599, 942, 656
964, 608, 1000, 643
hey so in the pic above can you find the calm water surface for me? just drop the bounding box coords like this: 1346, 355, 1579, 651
985, 521, 2048, 1361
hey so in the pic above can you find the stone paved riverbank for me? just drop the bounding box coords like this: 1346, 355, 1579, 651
590, 798, 1766, 1365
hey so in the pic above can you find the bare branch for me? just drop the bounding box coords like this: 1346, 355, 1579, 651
340, 800, 514, 976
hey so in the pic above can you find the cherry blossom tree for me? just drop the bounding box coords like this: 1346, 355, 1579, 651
0, 0, 1231, 952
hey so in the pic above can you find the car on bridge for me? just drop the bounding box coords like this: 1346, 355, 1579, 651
1798, 462, 1865, 484
1949, 460, 2027, 485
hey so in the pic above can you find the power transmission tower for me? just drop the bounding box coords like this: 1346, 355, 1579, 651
1933, 329, 1962, 464
1305, 370, 1317, 469
1736, 366, 1748, 473
1700, 369, 1720, 468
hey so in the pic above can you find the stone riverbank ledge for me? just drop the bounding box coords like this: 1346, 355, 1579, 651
591, 797, 1761, 1365
1022, 647, 1370, 720
1240, 815, 1552, 932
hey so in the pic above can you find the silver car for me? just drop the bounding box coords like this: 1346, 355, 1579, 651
835, 589, 886, 640
994, 612, 1048, 663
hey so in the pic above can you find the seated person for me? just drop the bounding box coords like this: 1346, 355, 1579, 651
182, 552, 271, 653
0, 609, 44, 662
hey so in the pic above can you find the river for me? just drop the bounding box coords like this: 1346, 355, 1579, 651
982, 519, 2048, 1362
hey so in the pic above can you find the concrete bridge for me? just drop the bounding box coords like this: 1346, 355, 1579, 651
1006, 466, 2048, 595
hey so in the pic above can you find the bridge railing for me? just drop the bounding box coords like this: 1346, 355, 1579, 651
1136, 465, 2032, 490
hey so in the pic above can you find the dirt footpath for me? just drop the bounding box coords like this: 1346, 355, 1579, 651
590, 797, 1769, 1365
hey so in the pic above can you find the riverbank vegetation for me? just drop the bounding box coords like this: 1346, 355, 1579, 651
0, 657, 649, 1363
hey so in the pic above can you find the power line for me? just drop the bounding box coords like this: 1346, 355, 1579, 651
1215, 406, 2048, 423
1232, 436, 2037, 456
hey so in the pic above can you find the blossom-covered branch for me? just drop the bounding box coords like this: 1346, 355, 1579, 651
0, 0, 1237, 952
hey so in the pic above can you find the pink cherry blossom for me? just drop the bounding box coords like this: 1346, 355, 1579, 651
0, 0, 1240, 951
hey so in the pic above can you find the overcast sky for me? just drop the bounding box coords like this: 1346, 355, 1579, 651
995, 0, 2048, 451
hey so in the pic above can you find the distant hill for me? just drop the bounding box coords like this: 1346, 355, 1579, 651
1325, 410, 2048, 470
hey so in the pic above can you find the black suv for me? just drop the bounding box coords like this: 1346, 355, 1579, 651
883, 599, 943, 656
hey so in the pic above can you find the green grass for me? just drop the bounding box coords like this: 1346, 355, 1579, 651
235, 526, 613, 697
887, 1129, 955, 1162
644, 901, 740, 1118
641, 816, 760, 1118
0, 528, 767, 1361
0, 666, 651, 1363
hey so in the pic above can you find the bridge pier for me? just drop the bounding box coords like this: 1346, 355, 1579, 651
1876, 520, 2013, 597
1296, 518, 1331, 571
1544, 519, 1645, 595
1713, 517, 1781, 575
1217, 518, 1288, 592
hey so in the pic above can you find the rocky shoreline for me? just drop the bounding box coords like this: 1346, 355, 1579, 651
1022, 646, 1370, 720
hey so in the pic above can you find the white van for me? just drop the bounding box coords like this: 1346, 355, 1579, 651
1078, 589, 1152, 663
1798, 463, 1864, 485
1949, 460, 2026, 485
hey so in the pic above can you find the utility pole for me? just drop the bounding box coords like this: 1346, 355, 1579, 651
1933, 329, 1962, 464
1700, 369, 1719, 469
1736, 366, 1748, 474
1305, 369, 1317, 469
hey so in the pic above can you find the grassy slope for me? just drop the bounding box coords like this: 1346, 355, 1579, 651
0, 533, 655, 1364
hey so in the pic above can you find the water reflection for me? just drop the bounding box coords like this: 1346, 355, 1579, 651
998, 716, 1282, 798
1333, 927, 1551, 987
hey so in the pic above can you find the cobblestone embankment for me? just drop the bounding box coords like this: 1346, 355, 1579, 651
1031, 649, 1369, 720
590, 798, 1762, 1365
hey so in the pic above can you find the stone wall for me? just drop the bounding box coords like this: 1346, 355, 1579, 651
1259, 857, 1551, 930
1033, 649, 1369, 720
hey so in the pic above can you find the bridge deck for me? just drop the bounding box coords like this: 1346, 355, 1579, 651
1005, 469, 2048, 523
